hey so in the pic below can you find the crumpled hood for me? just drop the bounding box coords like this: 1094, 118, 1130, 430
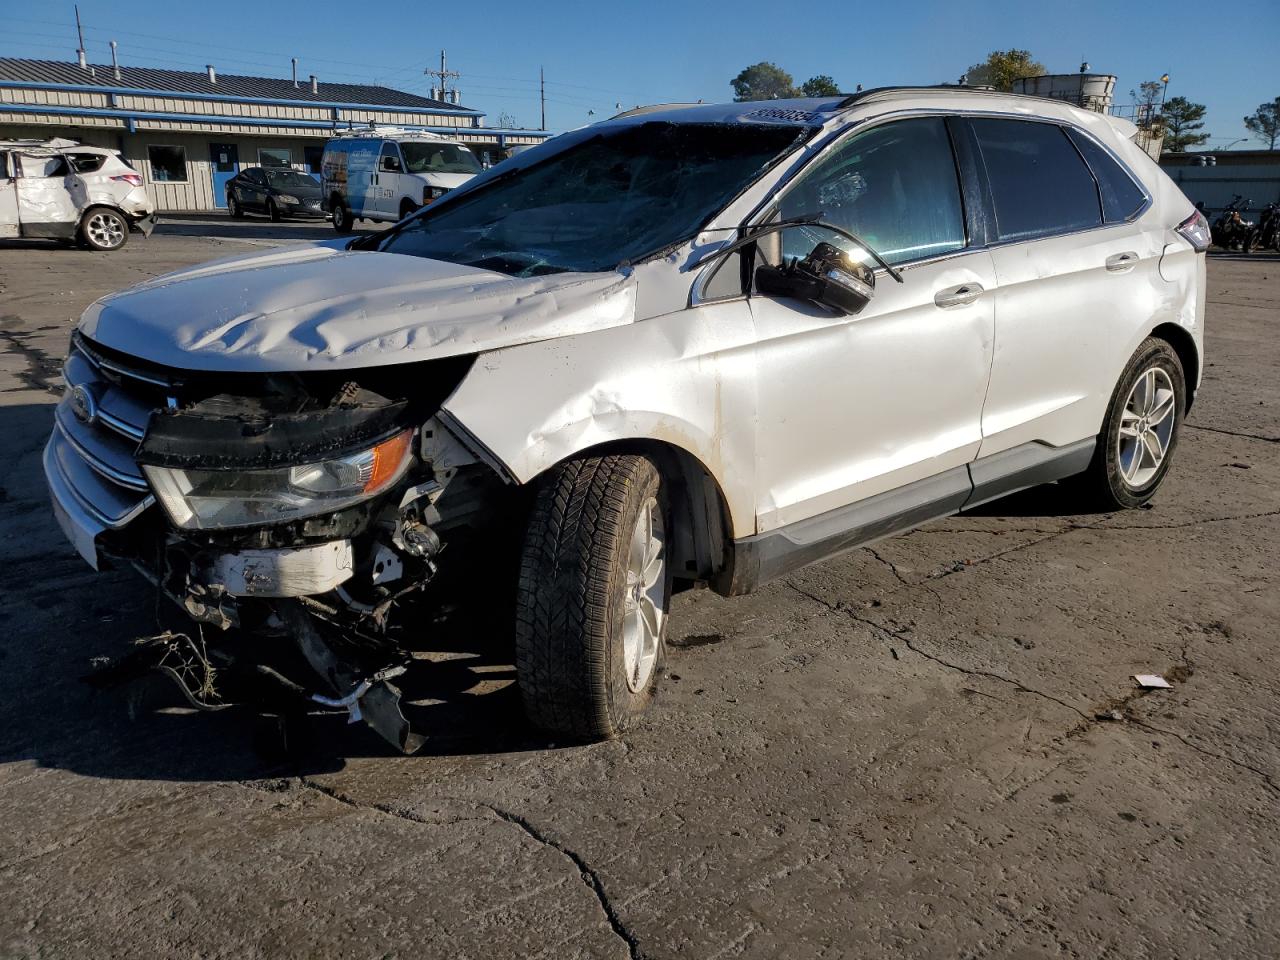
80, 244, 638, 372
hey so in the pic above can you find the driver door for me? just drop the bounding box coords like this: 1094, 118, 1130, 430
0, 152, 18, 237
375, 142, 404, 217
748, 116, 996, 534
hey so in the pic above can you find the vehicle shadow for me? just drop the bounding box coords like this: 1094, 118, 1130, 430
0, 406, 560, 785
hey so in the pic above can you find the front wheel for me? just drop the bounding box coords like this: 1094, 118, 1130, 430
514, 455, 672, 740
228, 194, 244, 219
1070, 337, 1186, 510
79, 207, 129, 251
267, 199, 282, 223
399, 199, 419, 221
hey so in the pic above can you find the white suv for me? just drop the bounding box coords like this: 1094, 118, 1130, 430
46, 88, 1207, 750
1, 139, 156, 250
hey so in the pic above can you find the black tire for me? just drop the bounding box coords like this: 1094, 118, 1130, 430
78, 207, 129, 251
228, 194, 244, 219
331, 198, 353, 233
515, 454, 672, 740
399, 198, 418, 221
1070, 337, 1186, 511
267, 199, 282, 223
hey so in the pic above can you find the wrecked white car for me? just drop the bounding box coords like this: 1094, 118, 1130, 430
46, 88, 1206, 751
1, 138, 156, 251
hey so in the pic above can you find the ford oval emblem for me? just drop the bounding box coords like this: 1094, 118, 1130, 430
71, 384, 98, 425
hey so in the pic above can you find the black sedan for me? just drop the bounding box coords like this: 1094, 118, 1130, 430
226, 167, 325, 221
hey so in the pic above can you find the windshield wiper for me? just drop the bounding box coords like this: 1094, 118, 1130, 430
684, 212, 904, 283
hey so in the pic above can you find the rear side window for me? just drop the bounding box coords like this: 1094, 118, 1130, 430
1064, 129, 1147, 222
68, 153, 106, 173
971, 118, 1101, 241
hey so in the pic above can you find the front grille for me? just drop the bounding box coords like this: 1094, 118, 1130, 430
52, 334, 172, 529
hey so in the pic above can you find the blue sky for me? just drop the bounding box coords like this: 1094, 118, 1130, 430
6, 0, 1276, 147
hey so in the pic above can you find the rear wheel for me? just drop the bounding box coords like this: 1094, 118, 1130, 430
331, 198, 352, 233
1070, 337, 1185, 510
79, 207, 129, 251
515, 455, 671, 739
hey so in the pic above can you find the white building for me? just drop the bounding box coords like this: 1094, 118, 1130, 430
0, 57, 554, 213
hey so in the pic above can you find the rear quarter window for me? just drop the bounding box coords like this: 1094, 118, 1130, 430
971, 118, 1102, 242
1064, 128, 1147, 222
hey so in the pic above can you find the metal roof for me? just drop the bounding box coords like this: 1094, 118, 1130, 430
0, 58, 474, 113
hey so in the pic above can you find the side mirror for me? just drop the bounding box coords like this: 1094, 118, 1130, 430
756, 242, 877, 316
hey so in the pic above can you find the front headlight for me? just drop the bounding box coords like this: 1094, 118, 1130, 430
143, 429, 413, 530
275, 194, 300, 204
424, 186, 447, 203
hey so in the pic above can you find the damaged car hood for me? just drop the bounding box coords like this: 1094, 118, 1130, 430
79, 244, 638, 372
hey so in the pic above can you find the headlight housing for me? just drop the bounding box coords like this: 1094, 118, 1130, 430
424, 185, 447, 203
275, 194, 300, 204
143, 429, 413, 530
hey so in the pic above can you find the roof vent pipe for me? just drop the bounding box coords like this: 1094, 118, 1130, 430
110, 41, 121, 80
310, 75, 318, 94
206, 64, 217, 84
77, 49, 87, 70
292, 57, 298, 88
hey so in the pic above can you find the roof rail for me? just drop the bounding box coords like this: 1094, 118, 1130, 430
827, 84, 1087, 112
327, 124, 451, 140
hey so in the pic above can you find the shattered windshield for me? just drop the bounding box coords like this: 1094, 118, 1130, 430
377, 122, 809, 276
401, 141, 482, 174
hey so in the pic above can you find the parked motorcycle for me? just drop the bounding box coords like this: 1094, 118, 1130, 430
1211, 195, 1255, 251
1245, 201, 1279, 253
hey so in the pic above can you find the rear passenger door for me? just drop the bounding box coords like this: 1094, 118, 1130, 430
968, 117, 1158, 459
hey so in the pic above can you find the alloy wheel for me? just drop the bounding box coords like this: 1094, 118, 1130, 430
1117, 366, 1177, 488
622, 496, 666, 693
86, 212, 125, 249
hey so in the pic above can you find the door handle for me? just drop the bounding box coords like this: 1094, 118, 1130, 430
933, 282, 984, 308
1106, 251, 1139, 272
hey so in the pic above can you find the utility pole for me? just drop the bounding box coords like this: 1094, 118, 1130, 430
540, 66, 546, 130
424, 50, 461, 103
74, 5, 87, 69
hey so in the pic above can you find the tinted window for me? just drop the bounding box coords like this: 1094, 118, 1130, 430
779, 117, 966, 265
971, 119, 1101, 241
1064, 128, 1146, 222
267, 169, 318, 188
68, 153, 106, 173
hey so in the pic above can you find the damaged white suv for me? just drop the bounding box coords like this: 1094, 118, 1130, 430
46, 88, 1208, 750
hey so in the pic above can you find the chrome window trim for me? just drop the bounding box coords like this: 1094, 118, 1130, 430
692, 105, 1158, 306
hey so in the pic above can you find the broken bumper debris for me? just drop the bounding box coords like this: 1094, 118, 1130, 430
46, 331, 506, 752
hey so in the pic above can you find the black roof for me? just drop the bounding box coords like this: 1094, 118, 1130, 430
0, 58, 475, 112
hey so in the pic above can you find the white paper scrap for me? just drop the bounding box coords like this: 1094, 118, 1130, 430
1134, 674, 1172, 689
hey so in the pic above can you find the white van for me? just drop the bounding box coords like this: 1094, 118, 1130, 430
0, 138, 155, 250
320, 128, 480, 231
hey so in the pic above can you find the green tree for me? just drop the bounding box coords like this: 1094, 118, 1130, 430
964, 49, 1045, 91
1243, 96, 1280, 150
731, 62, 797, 102
800, 74, 841, 97
1160, 96, 1209, 152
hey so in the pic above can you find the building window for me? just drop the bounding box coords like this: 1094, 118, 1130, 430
147, 145, 188, 182
258, 147, 292, 168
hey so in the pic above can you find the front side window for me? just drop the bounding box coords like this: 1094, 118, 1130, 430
971, 119, 1102, 241
1064, 128, 1147, 223
147, 145, 188, 183
379, 122, 808, 276
778, 117, 967, 266
400, 141, 481, 175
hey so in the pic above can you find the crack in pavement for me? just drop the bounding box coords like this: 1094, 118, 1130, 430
487, 805, 643, 960
240, 777, 642, 959
1125, 718, 1280, 798
0, 325, 64, 396
864, 546, 910, 587
1185, 423, 1280, 444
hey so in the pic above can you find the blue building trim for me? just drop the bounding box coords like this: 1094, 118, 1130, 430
0, 102, 554, 139
0, 79, 485, 118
